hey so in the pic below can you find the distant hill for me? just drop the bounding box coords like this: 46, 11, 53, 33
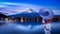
0, 13, 8, 18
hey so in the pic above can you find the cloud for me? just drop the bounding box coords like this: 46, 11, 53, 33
0, 2, 60, 16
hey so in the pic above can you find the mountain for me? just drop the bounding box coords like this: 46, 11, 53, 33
9, 8, 39, 18
0, 13, 8, 18
8, 8, 60, 18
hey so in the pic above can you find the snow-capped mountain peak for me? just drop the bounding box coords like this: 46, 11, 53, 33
24, 8, 37, 13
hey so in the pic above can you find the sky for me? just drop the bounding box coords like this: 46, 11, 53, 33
0, 0, 60, 15
0, 0, 59, 8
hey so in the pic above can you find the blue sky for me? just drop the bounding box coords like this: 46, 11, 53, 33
0, 0, 60, 15
0, 0, 60, 8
